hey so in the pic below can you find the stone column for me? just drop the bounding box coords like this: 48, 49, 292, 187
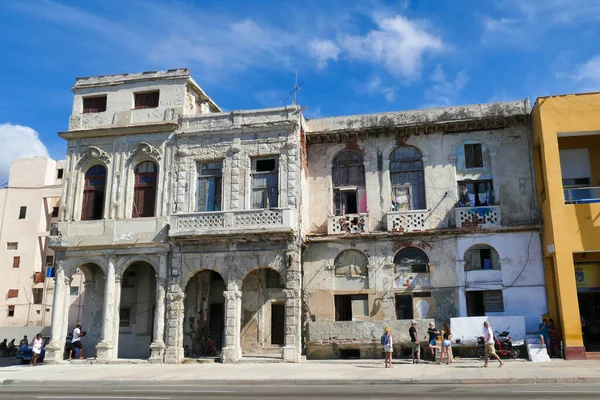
283, 249, 302, 363
149, 253, 168, 363
164, 283, 185, 364
111, 275, 122, 360
44, 261, 68, 364
221, 289, 242, 363
96, 256, 117, 361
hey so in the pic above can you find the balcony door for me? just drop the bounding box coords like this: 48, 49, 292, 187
82, 165, 106, 221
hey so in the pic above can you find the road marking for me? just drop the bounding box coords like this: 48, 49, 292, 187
119, 389, 236, 393
513, 391, 600, 394
37, 397, 170, 400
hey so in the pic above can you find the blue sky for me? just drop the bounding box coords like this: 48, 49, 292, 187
0, 0, 599, 181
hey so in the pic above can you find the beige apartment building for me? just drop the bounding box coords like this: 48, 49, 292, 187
0, 157, 83, 333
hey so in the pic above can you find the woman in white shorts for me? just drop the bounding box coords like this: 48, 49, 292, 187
438, 323, 452, 365
383, 325, 393, 368
31, 334, 44, 367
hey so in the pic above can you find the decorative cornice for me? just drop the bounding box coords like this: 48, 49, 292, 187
130, 142, 161, 161
78, 146, 110, 166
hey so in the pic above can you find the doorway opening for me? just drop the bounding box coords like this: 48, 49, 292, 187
271, 303, 285, 345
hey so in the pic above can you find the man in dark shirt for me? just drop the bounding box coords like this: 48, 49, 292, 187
426, 322, 440, 361
409, 320, 420, 364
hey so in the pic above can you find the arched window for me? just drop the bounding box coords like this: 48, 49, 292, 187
394, 247, 429, 273
332, 150, 366, 215
464, 244, 500, 271
81, 165, 106, 221
133, 161, 157, 218
334, 249, 369, 278
390, 146, 425, 210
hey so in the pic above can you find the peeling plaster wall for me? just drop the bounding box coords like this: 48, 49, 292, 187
305, 123, 538, 233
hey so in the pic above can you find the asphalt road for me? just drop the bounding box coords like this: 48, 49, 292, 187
0, 383, 600, 400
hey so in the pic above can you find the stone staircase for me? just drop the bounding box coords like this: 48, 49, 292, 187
526, 335, 551, 362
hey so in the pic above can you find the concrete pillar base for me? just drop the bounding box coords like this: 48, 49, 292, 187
221, 346, 241, 363
282, 345, 300, 363
43, 343, 65, 364
564, 346, 587, 360
149, 341, 165, 363
163, 346, 183, 364
96, 341, 114, 361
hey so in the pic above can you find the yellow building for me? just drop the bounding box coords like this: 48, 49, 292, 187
532, 93, 600, 360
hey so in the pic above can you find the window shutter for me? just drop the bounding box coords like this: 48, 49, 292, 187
8, 289, 19, 298
12, 256, 20, 268
82, 191, 94, 220
465, 144, 475, 168
143, 187, 156, 217
474, 144, 483, 167
483, 290, 504, 312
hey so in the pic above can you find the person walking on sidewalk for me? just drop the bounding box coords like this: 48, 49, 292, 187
30, 334, 44, 367
409, 320, 420, 364
69, 323, 85, 360
426, 322, 440, 362
382, 325, 393, 368
483, 321, 503, 368
438, 323, 452, 365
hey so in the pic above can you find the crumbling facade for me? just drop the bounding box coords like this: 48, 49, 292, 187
45, 69, 304, 363
302, 101, 547, 358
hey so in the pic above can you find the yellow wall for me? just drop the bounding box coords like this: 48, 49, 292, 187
532, 93, 600, 357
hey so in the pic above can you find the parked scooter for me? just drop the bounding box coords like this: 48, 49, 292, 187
476, 330, 522, 359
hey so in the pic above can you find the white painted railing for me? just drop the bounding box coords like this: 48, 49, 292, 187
170, 208, 295, 236
455, 206, 501, 228
327, 214, 369, 235
386, 209, 430, 232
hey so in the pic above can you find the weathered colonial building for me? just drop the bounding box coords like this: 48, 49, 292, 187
302, 101, 547, 358
45, 69, 304, 363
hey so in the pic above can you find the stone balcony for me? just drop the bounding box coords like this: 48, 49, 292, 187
455, 206, 502, 229
327, 214, 369, 235
169, 208, 297, 237
386, 209, 430, 233
68, 107, 182, 131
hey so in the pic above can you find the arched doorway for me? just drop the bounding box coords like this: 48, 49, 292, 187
241, 268, 285, 356
68, 263, 105, 359
117, 261, 156, 359
183, 270, 226, 358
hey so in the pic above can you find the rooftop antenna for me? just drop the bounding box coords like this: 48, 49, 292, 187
282, 71, 303, 105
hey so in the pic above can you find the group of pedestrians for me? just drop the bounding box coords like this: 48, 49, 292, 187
382, 320, 504, 368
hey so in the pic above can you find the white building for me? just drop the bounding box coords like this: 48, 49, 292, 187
0, 157, 83, 333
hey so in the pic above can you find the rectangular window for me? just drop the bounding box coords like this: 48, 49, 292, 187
19, 206, 27, 219
8, 305, 15, 317
464, 143, 483, 169
196, 162, 223, 212
57, 168, 64, 179
51, 207, 59, 218
265, 269, 284, 288
6, 242, 18, 250
82, 95, 107, 113
457, 180, 494, 207
251, 158, 279, 209
333, 189, 358, 215
395, 294, 414, 320
70, 286, 79, 296
134, 91, 159, 109
12, 256, 20, 268
45, 256, 54, 267
7, 289, 19, 298
32, 289, 43, 305
334, 295, 352, 321
466, 290, 505, 316
119, 308, 131, 327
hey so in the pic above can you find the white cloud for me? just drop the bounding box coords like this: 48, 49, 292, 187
309, 39, 340, 70
364, 76, 398, 102
340, 15, 444, 79
0, 124, 49, 183
424, 66, 469, 107
571, 55, 600, 91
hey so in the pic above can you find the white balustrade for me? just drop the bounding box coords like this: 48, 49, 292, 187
455, 206, 501, 228
386, 210, 430, 232
327, 214, 369, 235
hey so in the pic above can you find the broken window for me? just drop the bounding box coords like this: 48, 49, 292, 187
466, 290, 504, 316
19, 206, 27, 219
196, 161, 222, 212
394, 247, 429, 273
457, 179, 494, 207
7, 306, 15, 317
81, 165, 106, 221
51, 207, 59, 218
32, 289, 43, 305
334, 294, 368, 321
390, 146, 426, 210
134, 91, 159, 109
119, 308, 131, 327
464, 143, 483, 169
251, 157, 278, 209
12, 256, 20, 268
82, 95, 107, 113
332, 150, 366, 215
464, 244, 500, 271
133, 161, 157, 218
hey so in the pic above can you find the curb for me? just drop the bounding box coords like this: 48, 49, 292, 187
4, 377, 600, 386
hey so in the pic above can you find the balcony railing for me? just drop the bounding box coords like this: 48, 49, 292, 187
465, 269, 502, 284
327, 214, 369, 235
455, 205, 501, 228
386, 209, 430, 232
169, 208, 296, 237
564, 187, 600, 204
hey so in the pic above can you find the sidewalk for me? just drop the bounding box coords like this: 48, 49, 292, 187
2, 358, 600, 386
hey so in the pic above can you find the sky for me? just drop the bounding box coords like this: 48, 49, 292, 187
0, 0, 599, 182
